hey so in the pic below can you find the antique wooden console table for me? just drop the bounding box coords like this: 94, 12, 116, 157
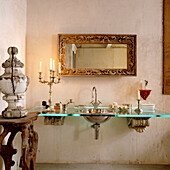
0, 112, 38, 170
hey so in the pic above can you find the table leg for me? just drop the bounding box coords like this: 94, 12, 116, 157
20, 123, 38, 170
0, 125, 19, 170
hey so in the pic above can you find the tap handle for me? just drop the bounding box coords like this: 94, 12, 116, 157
90, 100, 94, 104
98, 100, 102, 104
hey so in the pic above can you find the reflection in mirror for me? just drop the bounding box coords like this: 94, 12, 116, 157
66, 44, 127, 69
58, 34, 136, 76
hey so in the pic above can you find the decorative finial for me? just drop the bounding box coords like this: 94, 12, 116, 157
0, 47, 29, 118
7, 47, 18, 55
144, 80, 148, 89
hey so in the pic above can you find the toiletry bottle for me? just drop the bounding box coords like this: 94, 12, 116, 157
54, 103, 60, 113
68, 99, 74, 110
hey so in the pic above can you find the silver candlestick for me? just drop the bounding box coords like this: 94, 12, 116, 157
135, 99, 143, 114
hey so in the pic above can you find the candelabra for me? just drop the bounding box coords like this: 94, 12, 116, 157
39, 69, 60, 112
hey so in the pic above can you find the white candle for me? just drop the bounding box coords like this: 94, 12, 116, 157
58, 62, 61, 73
40, 61, 42, 72
53, 60, 55, 71
138, 90, 140, 100
50, 58, 52, 70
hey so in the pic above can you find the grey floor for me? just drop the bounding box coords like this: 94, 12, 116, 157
36, 163, 170, 170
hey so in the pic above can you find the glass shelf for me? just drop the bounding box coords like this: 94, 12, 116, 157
28, 106, 170, 118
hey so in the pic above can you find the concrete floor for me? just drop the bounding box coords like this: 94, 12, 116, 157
36, 164, 170, 170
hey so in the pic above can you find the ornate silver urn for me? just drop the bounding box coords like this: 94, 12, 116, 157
0, 47, 29, 118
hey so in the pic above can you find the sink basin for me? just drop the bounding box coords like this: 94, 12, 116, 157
80, 108, 113, 124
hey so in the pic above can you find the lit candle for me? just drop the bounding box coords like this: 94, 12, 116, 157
40, 61, 42, 72
50, 58, 52, 70
138, 90, 140, 100
58, 62, 61, 73
53, 60, 55, 71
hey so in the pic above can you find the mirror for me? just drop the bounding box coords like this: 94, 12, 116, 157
58, 34, 137, 76
66, 44, 127, 69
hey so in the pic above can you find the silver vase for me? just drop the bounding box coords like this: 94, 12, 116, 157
0, 47, 29, 118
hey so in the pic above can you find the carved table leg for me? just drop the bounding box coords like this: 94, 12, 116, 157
20, 123, 38, 170
0, 125, 19, 170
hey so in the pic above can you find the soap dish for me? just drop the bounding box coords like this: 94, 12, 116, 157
141, 104, 155, 112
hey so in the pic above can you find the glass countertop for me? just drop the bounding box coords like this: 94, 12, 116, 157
28, 106, 170, 118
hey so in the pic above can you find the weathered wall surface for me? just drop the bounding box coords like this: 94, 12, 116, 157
0, 0, 27, 169
26, 0, 170, 164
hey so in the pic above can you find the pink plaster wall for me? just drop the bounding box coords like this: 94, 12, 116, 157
26, 0, 170, 164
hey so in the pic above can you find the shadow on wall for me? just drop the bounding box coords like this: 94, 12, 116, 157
104, 117, 130, 142
131, 122, 170, 164
162, 131, 170, 161
65, 117, 91, 141
65, 116, 130, 142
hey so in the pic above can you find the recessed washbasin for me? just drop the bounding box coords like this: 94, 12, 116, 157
80, 108, 113, 114
80, 108, 113, 124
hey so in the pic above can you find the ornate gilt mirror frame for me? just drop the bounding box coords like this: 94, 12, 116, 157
58, 34, 137, 76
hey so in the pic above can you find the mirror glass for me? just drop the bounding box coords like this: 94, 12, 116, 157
66, 44, 127, 69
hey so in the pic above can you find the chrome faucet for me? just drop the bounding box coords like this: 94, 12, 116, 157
91, 86, 102, 108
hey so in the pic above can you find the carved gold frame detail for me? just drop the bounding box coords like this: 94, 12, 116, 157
58, 34, 137, 76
